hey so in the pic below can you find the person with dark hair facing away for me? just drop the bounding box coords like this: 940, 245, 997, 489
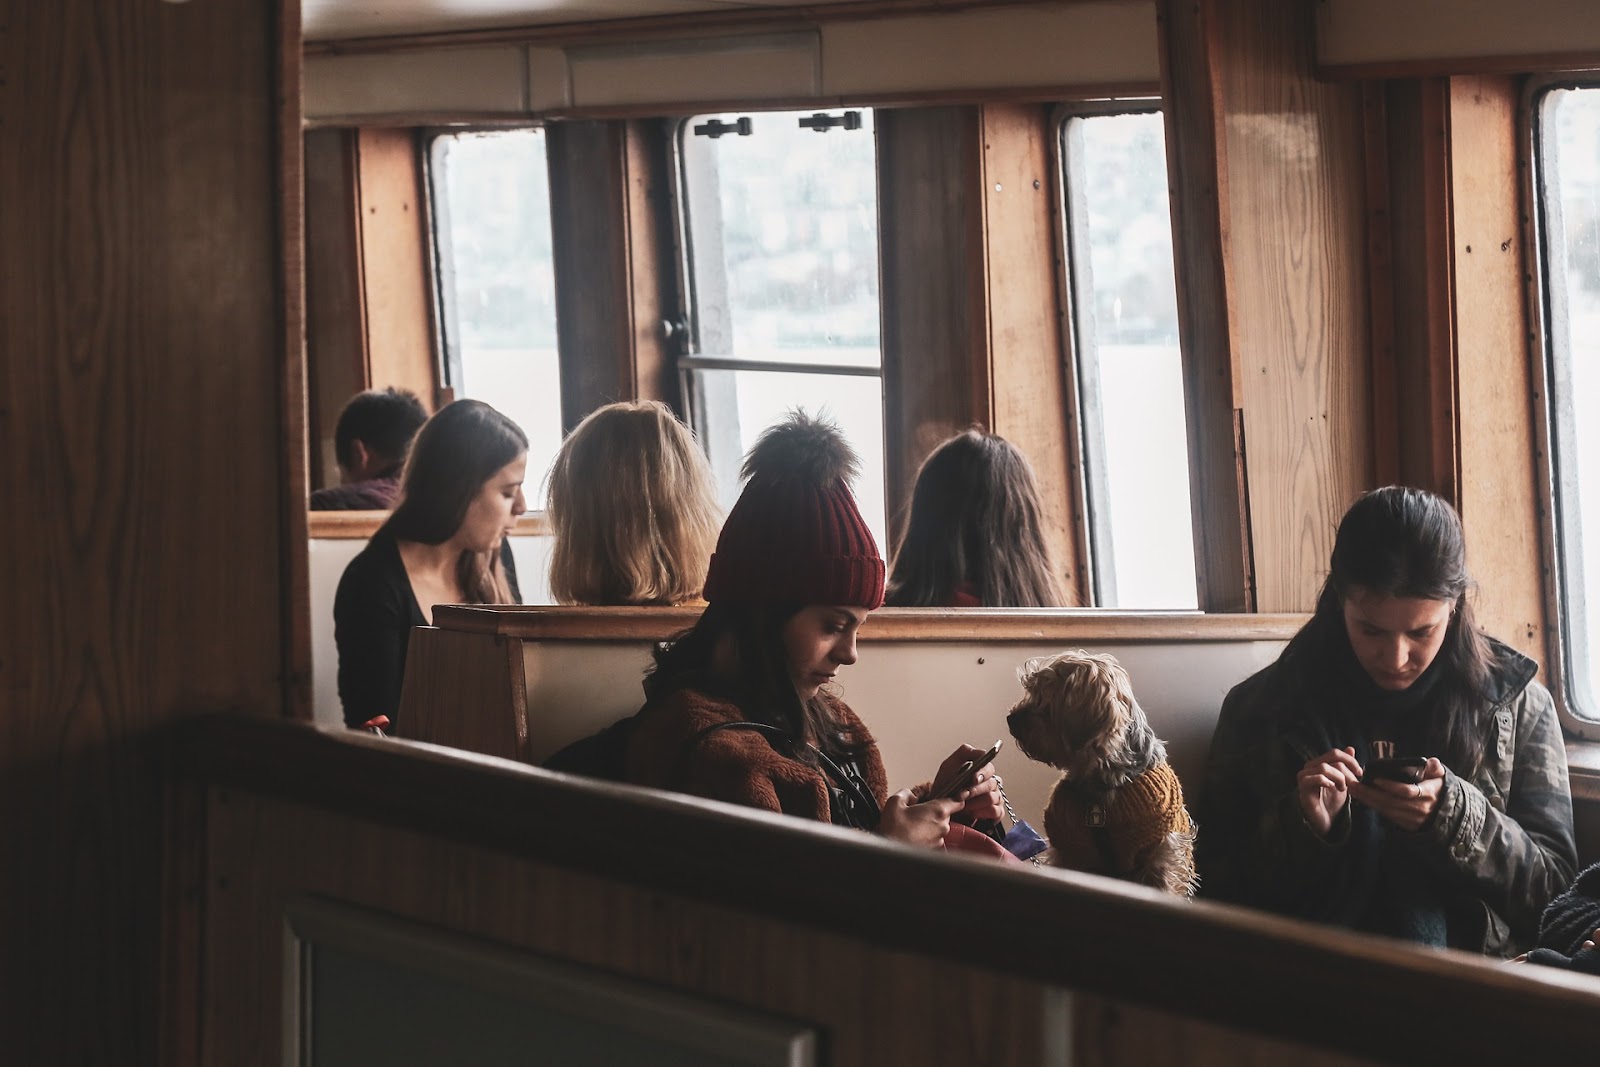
1199, 486, 1576, 955
622, 411, 1008, 851
885, 429, 1065, 607
333, 400, 527, 732
546, 400, 721, 606
311, 387, 429, 511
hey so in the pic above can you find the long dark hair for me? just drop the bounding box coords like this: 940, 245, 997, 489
385, 399, 528, 605
886, 430, 1065, 607
1288, 486, 1495, 775
645, 602, 870, 765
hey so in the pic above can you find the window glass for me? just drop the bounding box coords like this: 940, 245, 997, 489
678, 110, 886, 548
428, 128, 561, 494
1536, 86, 1600, 720
1061, 110, 1197, 608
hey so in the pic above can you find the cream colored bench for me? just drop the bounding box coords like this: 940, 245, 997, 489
400, 606, 1303, 824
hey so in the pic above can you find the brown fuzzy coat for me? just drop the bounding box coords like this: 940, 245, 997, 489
624, 687, 889, 823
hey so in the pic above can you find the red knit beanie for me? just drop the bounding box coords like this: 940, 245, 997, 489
703, 411, 885, 608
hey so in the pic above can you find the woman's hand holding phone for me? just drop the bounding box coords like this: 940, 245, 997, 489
1297, 747, 1362, 837
1351, 756, 1446, 831
926, 741, 1005, 823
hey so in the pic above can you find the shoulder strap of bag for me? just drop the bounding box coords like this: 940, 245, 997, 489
675, 720, 882, 830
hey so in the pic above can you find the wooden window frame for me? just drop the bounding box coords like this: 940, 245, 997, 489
1049, 97, 1196, 608
1522, 72, 1600, 740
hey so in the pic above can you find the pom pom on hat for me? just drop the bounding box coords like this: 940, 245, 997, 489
704, 411, 884, 608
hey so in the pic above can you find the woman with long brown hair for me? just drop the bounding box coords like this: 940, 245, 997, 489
1199, 486, 1576, 955
333, 399, 528, 731
885, 429, 1064, 607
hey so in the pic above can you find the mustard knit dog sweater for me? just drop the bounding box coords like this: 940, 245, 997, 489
1043, 761, 1194, 881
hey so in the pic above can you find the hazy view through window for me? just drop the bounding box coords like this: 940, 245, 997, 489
1538, 86, 1600, 719
679, 110, 886, 548
429, 128, 562, 496
1063, 110, 1197, 609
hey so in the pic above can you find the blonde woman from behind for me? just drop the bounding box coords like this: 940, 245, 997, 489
547, 400, 722, 606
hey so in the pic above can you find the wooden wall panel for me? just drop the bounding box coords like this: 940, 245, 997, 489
547, 119, 677, 432
1160, 0, 1372, 613
203, 793, 1058, 1067
355, 127, 438, 404
877, 106, 991, 552
1156, 0, 1253, 613
981, 103, 1089, 604
303, 128, 368, 490
1450, 75, 1547, 666
0, 0, 294, 1064
1219, 0, 1373, 613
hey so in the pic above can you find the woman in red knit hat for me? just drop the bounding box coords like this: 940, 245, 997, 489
623, 411, 1004, 847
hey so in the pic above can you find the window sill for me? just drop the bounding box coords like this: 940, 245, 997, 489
1567, 738, 1600, 802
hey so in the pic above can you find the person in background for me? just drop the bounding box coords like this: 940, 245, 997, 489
1199, 486, 1576, 956
623, 411, 1005, 853
311, 387, 429, 511
333, 400, 526, 732
546, 400, 721, 606
886, 429, 1065, 607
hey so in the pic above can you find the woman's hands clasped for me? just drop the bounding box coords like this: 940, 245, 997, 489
1297, 747, 1446, 836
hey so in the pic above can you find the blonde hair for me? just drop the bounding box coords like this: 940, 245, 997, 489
547, 401, 721, 606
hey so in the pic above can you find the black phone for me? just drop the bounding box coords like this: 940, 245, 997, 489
925, 739, 1004, 803
1364, 756, 1428, 784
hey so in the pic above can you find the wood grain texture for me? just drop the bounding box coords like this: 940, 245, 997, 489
876, 106, 991, 555
303, 128, 368, 491
201, 787, 1057, 1067
548, 120, 641, 430
1449, 75, 1548, 669
981, 103, 1089, 605
355, 127, 439, 404
1155, 0, 1252, 613
624, 119, 680, 406
177, 717, 1600, 1065
429, 603, 1308, 642
398, 627, 528, 759
308, 509, 552, 539
303, 0, 1133, 54
1381, 78, 1460, 499
0, 1, 292, 1063
1215, 0, 1372, 614
281, 0, 313, 723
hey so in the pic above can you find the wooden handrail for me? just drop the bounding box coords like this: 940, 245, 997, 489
429, 604, 1309, 642
171, 715, 1600, 1063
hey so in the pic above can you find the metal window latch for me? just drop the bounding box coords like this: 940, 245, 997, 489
798, 110, 862, 133
692, 117, 752, 139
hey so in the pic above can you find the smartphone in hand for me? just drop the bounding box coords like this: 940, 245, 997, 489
1363, 756, 1428, 784
924, 740, 1004, 803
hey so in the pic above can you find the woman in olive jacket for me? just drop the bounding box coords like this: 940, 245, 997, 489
1198, 487, 1576, 956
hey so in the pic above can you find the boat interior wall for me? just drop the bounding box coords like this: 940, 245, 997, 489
303, 0, 870, 41
173, 716, 1600, 1066
1318, 0, 1600, 76
308, 532, 557, 726
303, 2, 1160, 120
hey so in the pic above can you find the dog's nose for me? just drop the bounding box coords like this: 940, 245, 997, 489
1006, 709, 1025, 733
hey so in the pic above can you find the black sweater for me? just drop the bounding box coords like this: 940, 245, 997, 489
332, 527, 520, 730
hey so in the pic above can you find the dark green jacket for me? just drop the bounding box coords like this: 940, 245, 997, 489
1198, 637, 1577, 956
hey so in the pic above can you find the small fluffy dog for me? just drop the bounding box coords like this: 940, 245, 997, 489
1006, 650, 1198, 896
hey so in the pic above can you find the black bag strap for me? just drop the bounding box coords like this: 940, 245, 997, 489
675, 720, 882, 831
